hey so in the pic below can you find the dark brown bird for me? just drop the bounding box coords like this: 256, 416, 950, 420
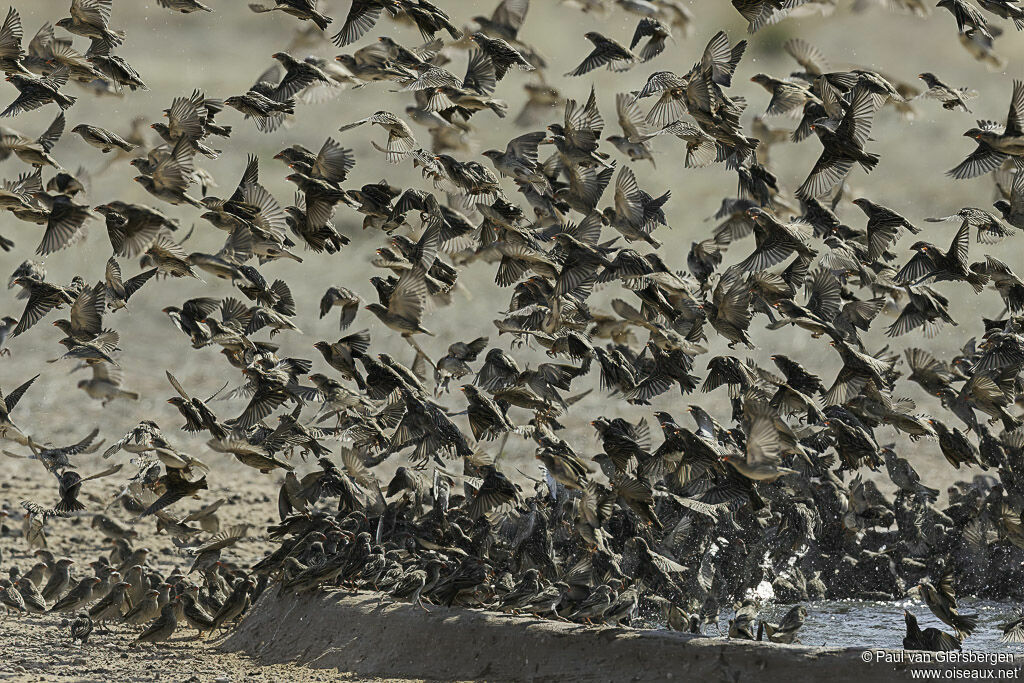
895, 224, 988, 292
566, 32, 635, 77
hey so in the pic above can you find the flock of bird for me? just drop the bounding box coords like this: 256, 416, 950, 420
1, 0, 1024, 658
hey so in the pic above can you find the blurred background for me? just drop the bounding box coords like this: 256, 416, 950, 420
4, 0, 1023, 491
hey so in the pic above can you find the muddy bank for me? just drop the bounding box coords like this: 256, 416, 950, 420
221, 590, 1019, 682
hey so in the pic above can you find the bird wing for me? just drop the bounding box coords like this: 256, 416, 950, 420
165, 370, 191, 401
947, 143, 1007, 180
492, 0, 529, 33
4, 374, 38, 413
13, 287, 63, 336
333, 0, 383, 47
69, 283, 104, 337
77, 463, 122, 484
152, 138, 195, 193
947, 223, 971, 267
311, 137, 354, 182
463, 49, 496, 95
37, 112, 65, 153
0, 6, 23, 60
71, 0, 112, 27
387, 266, 428, 322
783, 37, 828, 75
615, 92, 650, 140
836, 87, 874, 147
1005, 79, 1024, 137
192, 523, 250, 553
796, 150, 853, 200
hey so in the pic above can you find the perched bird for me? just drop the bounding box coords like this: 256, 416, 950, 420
136, 599, 179, 644
69, 611, 92, 645
48, 576, 102, 614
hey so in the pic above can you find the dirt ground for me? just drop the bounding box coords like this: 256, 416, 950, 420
0, 455, 428, 682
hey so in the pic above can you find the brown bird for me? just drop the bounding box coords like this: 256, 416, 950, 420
136, 599, 179, 644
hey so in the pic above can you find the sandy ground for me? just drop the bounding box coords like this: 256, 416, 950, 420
0, 458, 426, 682
2, 0, 1024, 679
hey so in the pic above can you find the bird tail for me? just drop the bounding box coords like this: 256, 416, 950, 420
529, 175, 551, 195
488, 99, 509, 118
54, 497, 86, 514
121, 390, 140, 400
208, 421, 228, 441
649, 190, 671, 213
1000, 410, 1022, 433
967, 271, 989, 294
312, 12, 332, 30
954, 613, 979, 638
859, 153, 880, 173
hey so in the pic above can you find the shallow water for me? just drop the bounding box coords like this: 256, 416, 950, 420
748, 600, 1023, 652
